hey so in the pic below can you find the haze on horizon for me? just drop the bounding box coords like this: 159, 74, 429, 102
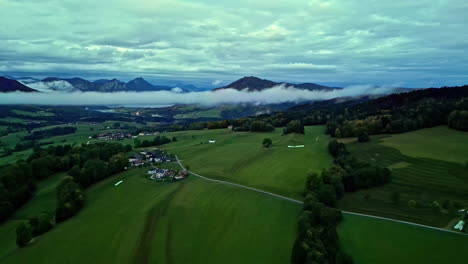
1, 0, 467, 88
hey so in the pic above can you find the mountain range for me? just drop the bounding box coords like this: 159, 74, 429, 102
16, 76, 185, 93
1, 75, 341, 93
1, 76, 412, 96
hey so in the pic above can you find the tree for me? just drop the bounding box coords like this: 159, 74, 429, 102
391, 191, 401, 205
357, 131, 370, 142
172, 136, 177, 142
29, 212, 53, 236
408, 200, 417, 207
55, 177, 85, 223
284, 120, 304, 135
317, 185, 337, 207
108, 154, 128, 175
249, 121, 274, 132
16, 222, 32, 247
334, 128, 342, 138
431, 201, 442, 214
133, 138, 141, 148
262, 138, 272, 148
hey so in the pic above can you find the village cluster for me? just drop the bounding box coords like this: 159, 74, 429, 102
128, 148, 188, 182
128, 148, 174, 166
93, 131, 162, 141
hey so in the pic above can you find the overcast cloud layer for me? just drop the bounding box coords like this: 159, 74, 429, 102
0, 85, 399, 106
1, 0, 467, 87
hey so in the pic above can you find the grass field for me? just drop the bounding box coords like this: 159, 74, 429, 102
0, 168, 300, 264
339, 126, 468, 227
380, 126, 468, 164
161, 126, 332, 199
173, 108, 222, 119
338, 214, 468, 264
12, 110, 55, 117
2, 124, 468, 263
0, 124, 121, 166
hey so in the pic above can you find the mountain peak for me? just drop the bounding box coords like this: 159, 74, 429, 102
0, 77, 38, 92
215, 76, 279, 92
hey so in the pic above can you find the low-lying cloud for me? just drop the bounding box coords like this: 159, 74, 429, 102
0, 85, 401, 106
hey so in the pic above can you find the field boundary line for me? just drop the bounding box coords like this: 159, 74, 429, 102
175, 156, 468, 237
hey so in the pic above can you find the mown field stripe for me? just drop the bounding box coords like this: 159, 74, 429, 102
175, 156, 468, 237
175, 156, 302, 205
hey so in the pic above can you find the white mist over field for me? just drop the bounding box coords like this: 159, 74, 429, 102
0, 85, 400, 106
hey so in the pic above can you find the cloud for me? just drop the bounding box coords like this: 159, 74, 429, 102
211, 80, 223, 86
0, 85, 401, 106
19, 80, 75, 92
170, 87, 184, 93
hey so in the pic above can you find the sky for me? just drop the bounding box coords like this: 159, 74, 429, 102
1, 0, 467, 88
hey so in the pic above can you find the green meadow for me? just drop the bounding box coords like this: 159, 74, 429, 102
340, 126, 468, 227
1, 168, 300, 264
163, 126, 332, 199
2, 125, 468, 263
338, 214, 468, 264
0, 124, 121, 165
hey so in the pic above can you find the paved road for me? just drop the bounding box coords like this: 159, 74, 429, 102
175, 156, 468, 236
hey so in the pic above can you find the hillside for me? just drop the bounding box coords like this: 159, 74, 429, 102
0, 77, 38, 92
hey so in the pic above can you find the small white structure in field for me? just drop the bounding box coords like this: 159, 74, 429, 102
209, 140, 216, 143
288, 145, 305, 148
454, 220, 465, 231
114, 180, 123, 186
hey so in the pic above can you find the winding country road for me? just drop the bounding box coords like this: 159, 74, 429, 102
175, 155, 468, 236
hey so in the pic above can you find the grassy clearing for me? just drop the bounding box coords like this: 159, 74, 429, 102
0, 117, 33, 124
162, 126, 332, 199
381, 126, 468, 164
338, 214, 468, 264
173, 109, 221, 119
12, 110, 55, 117
1, 168, 300, 264
340, 126, 468, 227
0, 124, 123, 166
0, 173, 65, 259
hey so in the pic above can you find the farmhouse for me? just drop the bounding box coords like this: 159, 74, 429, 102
175, 170, 188, 180
149, 168, 178, 180
129, 154, 144, 166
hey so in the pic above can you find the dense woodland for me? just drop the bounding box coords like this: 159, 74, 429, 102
181, 85, 468, 139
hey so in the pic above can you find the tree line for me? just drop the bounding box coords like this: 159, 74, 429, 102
133, 135, 174, 148
23, 126, 77, 141
291, 139, 391, 263
0, 142, 132, 247
325, 87, 468, 138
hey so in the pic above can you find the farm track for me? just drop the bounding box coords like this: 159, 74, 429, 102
133, 181, 185, 264
175, 156, 468, 237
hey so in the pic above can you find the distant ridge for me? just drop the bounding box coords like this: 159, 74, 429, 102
5, 76, 186, 93
213, 76, 340, 92
0, 77, 38, 92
